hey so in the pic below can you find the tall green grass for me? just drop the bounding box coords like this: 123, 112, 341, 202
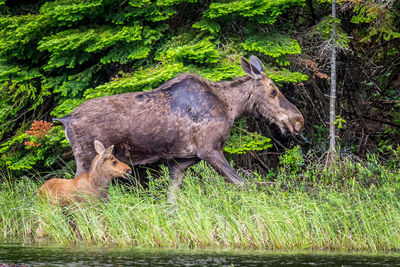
1, 154, 400, 251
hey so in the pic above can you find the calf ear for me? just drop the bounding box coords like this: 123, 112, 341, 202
240, 57, 262, 80
102, 145, 114, 159
250, 55, 264, 73
94, 140, 105, 154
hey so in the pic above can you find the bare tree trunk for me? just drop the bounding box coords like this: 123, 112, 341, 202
329, 0, 337, 162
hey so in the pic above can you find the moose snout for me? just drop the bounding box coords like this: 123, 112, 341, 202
291, 114, 304, 134
293, 121, 303, 134
122, 166, 132, 177
291, 115, 304, 135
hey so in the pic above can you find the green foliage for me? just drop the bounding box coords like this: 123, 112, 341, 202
192, 62, 244, 81
84, 62, 187, 99
157, 0, 198, 6
0, 14, 50, 60
0, 124, 68, 171
0, 65, 50, 144
192, 18, 221, 35
11, 126, 68, 171
334, 115, 347, 129
242, 33, 301, 65
158, 38, 220, 64
315, 16, 350, 49
279, 145, 304, 175
40, 0, 105, 27
37, 25, 143, 71
203, 0, 305, 24
224, 119, 272, 154
265, 68, 308, 83
312, 124, 329, 153
50, 98, 85, 118
378, 139, 400, 170
350, 1, 400, 42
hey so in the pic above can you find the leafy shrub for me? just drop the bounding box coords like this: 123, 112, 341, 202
224, 119, 272, 154
279, 145, 305, 175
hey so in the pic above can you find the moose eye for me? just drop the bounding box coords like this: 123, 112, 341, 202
270, 90, 277, 97
112, 161, 118, 166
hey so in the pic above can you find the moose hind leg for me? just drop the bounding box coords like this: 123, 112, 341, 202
167, 158, 199, 204
200, 150, 246, 185
72, 143, 96, 177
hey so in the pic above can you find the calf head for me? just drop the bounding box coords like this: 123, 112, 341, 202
93, 140, 132, 178
241, 56, 304, 135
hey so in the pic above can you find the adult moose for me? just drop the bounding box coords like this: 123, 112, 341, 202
54, 56, 304, 203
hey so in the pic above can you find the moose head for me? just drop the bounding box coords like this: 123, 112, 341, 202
241, 56, 304, 135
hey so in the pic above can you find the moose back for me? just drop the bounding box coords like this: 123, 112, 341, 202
54, 56, 304, 203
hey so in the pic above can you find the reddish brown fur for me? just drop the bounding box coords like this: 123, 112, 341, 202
38, 141, 131, 206
54, 56, 304, 203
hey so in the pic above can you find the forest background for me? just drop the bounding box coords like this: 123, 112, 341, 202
0, 0, 399, 178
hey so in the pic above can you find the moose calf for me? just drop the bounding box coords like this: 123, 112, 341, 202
38, 140, 131, 206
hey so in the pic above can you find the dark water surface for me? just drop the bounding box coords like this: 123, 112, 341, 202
1, 243, 400, 266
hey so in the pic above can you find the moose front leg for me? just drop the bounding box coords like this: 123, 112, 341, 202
200, 150, 246, 185
167, 158, 200, 204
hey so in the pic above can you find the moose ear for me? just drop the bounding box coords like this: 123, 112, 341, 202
241, 57, 262, 80
94, 140, 105, 155
102, 145, 114, 159
250, 63, 262, 79
241, 57, 253, 78
250, 55, 264, 73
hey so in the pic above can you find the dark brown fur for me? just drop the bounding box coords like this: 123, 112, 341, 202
54, 56, 304, 203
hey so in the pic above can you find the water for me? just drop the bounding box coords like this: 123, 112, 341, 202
1, 243, 400, 266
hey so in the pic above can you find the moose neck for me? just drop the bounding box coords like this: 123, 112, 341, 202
212, 76, 256, 122
87, 158, 112, 190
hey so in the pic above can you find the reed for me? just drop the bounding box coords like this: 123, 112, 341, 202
1, 157, 399, 251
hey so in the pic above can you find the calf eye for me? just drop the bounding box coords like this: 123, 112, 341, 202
112, 161, 118, 166
270, 90, 277, 97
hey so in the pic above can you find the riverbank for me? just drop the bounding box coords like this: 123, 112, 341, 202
1, 155, 399, 251
2, 243, 400, 267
